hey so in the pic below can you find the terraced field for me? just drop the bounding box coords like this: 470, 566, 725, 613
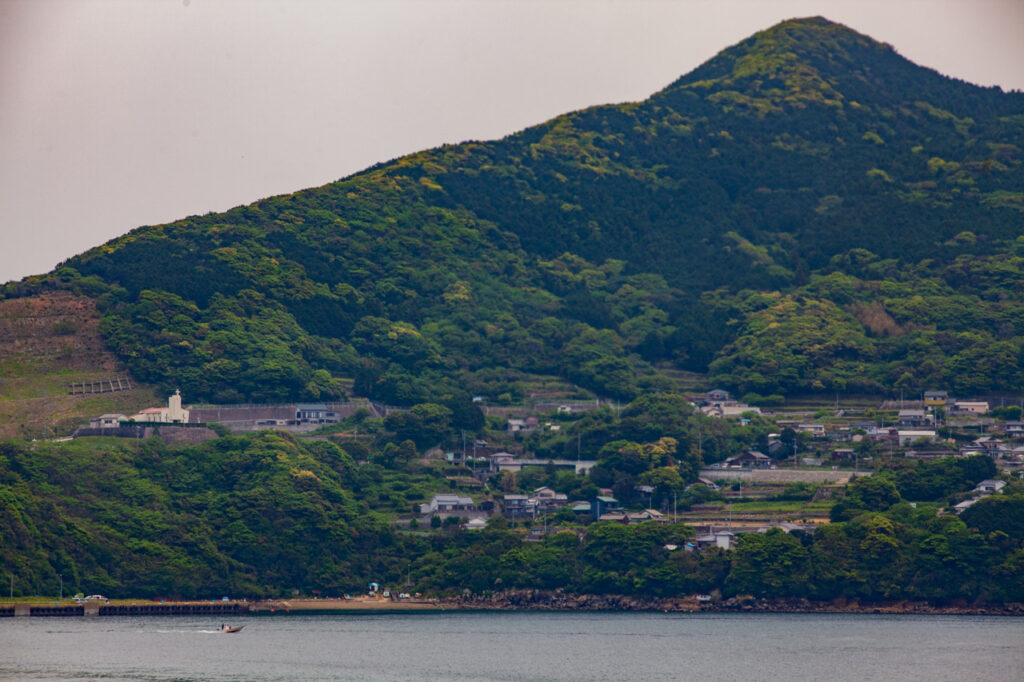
0, 292, 158, 438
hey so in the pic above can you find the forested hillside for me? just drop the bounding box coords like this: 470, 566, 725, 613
3, 433, 1022, 602
4, 16, 1023, 405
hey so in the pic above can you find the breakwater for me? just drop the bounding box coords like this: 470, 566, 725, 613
0, 601, 249, 617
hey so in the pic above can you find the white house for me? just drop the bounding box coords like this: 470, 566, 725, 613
419, 494, 475, 515
974, 479, 1006, 494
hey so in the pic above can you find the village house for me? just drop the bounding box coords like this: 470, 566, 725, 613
591, 495, 621, 519
501, 494, 534, 517
692, 530, 735, 551
923, 390, 951, 407
596, 509, 665, 524
797, 423, 826, 438
1001, 422, 1024, 438
868, 427, 898, 443
419, 494, 475, 516
489, 452, 517, 470
954, 498, 979, 514
897, 409, 933, 427
975, 479, 1006, 494
531, 486, 569, 512
507, 416, 539, 435
500, 487, 570, 518
831, 448, 856, 462
722, 450, 772, 468
962, 436, 1006, 457
953, 401, 989, 415
687, 477, 721, 492
618, 509, 665, 523
708, 385, 733, 401
954, 478, 1007, 515
89, 413, 127, 429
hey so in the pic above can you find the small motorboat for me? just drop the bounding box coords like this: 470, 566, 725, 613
219, 624, 245, 633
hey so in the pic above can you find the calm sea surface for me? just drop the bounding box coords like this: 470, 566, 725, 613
1, 611, 1021, 681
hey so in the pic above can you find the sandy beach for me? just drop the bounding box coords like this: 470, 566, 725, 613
250, 596, 446, 612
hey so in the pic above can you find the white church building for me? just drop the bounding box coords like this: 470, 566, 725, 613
130, 389, 190, 424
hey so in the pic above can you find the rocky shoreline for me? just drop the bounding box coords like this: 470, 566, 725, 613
446, 589, 1024, 616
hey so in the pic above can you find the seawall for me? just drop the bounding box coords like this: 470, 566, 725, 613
0, 601, 249, 617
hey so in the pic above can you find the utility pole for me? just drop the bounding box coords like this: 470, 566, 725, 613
697, 419, 702, 463
59, 573, 62, 601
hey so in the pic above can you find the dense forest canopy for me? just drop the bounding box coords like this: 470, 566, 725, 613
5, 16, 1024, 404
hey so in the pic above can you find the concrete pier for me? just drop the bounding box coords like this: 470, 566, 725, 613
2, 601, 249, 617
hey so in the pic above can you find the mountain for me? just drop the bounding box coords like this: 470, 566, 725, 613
6, 17, 1024, 410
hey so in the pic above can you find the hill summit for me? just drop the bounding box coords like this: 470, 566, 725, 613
665, 16, 913, 103
6, 17, 1024, 414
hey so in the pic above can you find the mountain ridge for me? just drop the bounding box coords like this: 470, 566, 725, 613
4, 16, 1023, 415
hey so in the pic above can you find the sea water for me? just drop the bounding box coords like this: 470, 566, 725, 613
1, 611, 1021, 681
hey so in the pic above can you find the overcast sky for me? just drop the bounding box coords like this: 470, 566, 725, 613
2, 0, 1022, 283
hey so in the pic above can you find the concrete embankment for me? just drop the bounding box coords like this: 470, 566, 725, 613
0, 601, 248, 617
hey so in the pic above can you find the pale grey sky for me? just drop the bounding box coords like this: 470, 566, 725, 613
2, 0, 1022, 283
